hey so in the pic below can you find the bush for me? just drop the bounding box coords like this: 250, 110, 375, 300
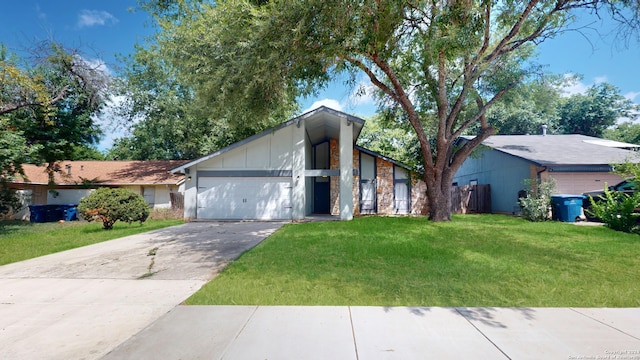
519, 178, 555, 222
78, 188, 150, 230
587, 187, 639, 234
0, 181, 21, 219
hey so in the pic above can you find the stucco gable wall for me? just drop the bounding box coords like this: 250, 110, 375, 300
197, 125, 294, 171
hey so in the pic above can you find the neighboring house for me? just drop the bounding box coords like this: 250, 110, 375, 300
11, 161, 186, 213
453, 134, 640, 214
172, 106, 428, 221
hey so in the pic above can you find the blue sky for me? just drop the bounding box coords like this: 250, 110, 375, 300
1, 2, 639, 150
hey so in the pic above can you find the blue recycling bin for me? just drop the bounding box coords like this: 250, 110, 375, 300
62, 204, 78, 221
551, 194, 585, 222
29, 204, 46, 223
44, 205, 64, 222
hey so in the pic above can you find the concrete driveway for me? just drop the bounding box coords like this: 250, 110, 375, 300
0, 221, 285, 360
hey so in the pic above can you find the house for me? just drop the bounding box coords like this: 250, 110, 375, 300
453, 134, 640, 214
171, 107, 428, 221
11, 160, 187, 214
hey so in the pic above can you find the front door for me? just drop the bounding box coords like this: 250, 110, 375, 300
314, 178, 330, 214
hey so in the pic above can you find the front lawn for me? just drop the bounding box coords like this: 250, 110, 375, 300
186, 215, 639, 307
0, 219, 183, 265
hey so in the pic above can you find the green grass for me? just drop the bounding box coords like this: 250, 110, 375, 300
186, 215, 640, 307
0, 219, 183, 265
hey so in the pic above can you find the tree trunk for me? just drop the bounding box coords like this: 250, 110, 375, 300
426, 171, 454, 221
428, 188, 451, 221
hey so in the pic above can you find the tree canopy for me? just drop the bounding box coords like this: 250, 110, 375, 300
138, 0, 639, 221
557, 82, 637, 137
0, 42, 108, 181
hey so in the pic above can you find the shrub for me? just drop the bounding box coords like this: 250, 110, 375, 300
519, 178, 555, 222
78, 188, 150, 230
0, 181, 21, 219
587, 186, 639, 234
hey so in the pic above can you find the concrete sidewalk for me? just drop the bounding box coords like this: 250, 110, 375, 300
104, 306, 640, 360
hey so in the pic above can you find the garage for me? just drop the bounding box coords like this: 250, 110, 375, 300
549, 172, 624, 194
196, 177, 292, 220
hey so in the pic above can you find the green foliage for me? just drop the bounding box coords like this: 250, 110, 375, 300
588, 160, 640, 234
485, 77, 563, 135
78, 188, 150, 230
558, 83, 636, 137
69, 145, 105, 160
604, 121, 640, 145
519, 178, 556, 222
357, 113, 421, 171
140, 0, 640, 221
0, 118, 37, 215
108, 40, 287, 160
613, 161, 640, 180
587, 187, 639, 234
0, 181, 21, 217
1, 41, 107, 180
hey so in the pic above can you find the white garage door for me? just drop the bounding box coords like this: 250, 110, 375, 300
197, 177, 292, 220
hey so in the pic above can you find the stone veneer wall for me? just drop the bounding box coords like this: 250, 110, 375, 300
329, 138, 429, 216
376, 158, 394, 214
410, 177, 429, 215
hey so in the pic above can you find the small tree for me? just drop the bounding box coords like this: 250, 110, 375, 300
585, 161, 640, 234
587, 186, 639, 234
78, 188, 150, 230
519, 178, 556, 222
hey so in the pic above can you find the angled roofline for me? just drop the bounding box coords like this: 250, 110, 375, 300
354, 145, 414, 171
458, 135, 640, 168
172, 106, 367, 174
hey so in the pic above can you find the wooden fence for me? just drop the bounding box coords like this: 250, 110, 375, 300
450, 184, 491, 214
170, 192, 184, 210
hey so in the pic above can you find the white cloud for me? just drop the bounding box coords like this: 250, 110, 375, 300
77, 10, 118, 28
348, 79, 376, 106
93, 95, 141, 151
76, 56, 111, 76
35, 5, 46, 20
625, 91, 640, 102
560, 74, 589, 97
594, 76, 608, 84
303, 99, 344, 113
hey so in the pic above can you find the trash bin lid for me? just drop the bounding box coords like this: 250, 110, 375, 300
551, 194, 586, 199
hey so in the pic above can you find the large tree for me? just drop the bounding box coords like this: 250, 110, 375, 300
1, 42, 107, 178
146, 0, 639, 221
108, 38, 294, 160
486, 76, 563, 135
604, 121, 640, 144
557, 82, 637, 137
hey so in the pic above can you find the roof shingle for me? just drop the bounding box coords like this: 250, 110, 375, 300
16, 161, 187, 186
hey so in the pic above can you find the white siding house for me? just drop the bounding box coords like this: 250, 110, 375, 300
173, 107, 428, 221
